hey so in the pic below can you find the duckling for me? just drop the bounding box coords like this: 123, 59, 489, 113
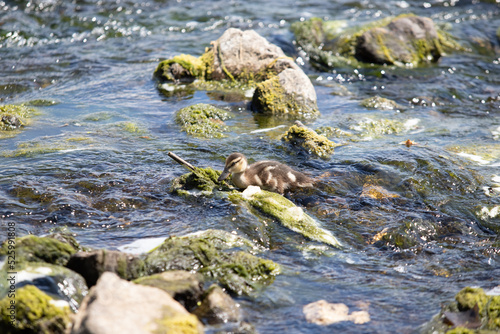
218, 153, 314, 194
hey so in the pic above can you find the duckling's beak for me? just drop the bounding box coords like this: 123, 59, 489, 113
218, 169, 231, 182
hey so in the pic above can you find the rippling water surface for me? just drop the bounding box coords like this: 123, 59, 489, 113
1, 0, 499, 333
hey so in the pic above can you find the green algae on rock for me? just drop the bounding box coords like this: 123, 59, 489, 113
281, 124, 339, 158
0, 285, 71, 334
251, 68, 319, 118
175, 103, 233, 139
0, 104, 39, 139
144, 229, 279, 295
292, 15, 461, 69
421, 286, 500, 334
455, 287, 489, 315
0, 235, 77, 267
170, 166, 231, 197
0, 261, 88, 312
233, 186, 342, 248
360, 96, 405, 111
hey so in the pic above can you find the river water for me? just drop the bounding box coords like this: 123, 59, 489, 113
1, 0, 499, 333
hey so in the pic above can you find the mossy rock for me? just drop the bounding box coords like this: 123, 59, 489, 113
455, 287, 489, 315
292, 14, 462, 69
0, 104, 39, 139
360, 96, 405, 111
281, 124, 338, 158
350, 117, 407, 138
488, 296, 500, 329
155, 312, 202, 334
0, 235, 77, 267
175, 103, 233, 139
232, 186, 342, 248
144, 229, 279, 295
170, 166, 231, 196
251, 74, 319, 118
154, 54, 209, 82
0, 285, 71, 334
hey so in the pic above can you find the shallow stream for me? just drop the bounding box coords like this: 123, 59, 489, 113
1, 0, 499, 333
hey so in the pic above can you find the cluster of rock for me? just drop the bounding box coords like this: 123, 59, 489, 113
155, 28, 319, 119
0, 231, 279, 333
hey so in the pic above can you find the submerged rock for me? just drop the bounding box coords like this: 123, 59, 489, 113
155, 28, 319, 118
134, 270, 203, 311
66, 249, 146, 287
71, 272, 203, 334
0, 285, 71, 334
0, 104, 38, 138
281, 123, 338, 158
360, 96, 405, 111
233, 186, 342, 248
303, 300, 370, 326
175, 103, 233, 139
144, 229, 279, 296
292, 15, 461, 69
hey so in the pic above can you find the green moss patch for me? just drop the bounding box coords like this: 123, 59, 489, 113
175, 103, 233, 138
154, 54, 207, 82
281, 124, 339, 158
144, 229, 279, 295
170, 166, 232, 196
0, 104, 39, 139
0, 285, 71, 334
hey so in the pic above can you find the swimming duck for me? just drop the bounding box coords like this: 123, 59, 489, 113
218, 153, 314, 194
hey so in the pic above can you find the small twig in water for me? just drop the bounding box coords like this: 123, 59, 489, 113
168, 152, 196, 171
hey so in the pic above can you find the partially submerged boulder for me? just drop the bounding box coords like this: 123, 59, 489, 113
251, 66, 319, 117
155, 28, 319, 118
66, 249, 146, 287
71, 272, 203, 334
0, 285, 71, 334
355, 16, 443, 65
281, 123, 338, 158
292, 14, 461, 69
175, 103, 233, 139
144, 229, 279, 296
233, 186, 342, 248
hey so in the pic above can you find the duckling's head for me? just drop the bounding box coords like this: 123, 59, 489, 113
218, 153, 248, 182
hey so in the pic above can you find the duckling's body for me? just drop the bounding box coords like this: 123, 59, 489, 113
218, 153, 314, 194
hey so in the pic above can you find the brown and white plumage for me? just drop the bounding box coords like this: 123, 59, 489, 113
218, 153, 314, 194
